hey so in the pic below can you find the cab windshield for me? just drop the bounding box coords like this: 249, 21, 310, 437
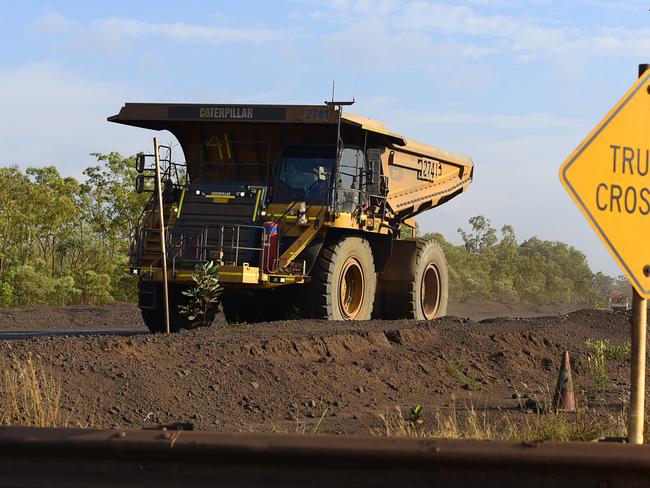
275, 146, 335, 203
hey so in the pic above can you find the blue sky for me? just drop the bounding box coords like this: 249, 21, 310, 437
1, 0, 648, 275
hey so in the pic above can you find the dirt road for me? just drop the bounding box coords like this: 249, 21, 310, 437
0, 298, 584, 331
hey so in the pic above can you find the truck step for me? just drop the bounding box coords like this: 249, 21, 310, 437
138, 281, 158, 310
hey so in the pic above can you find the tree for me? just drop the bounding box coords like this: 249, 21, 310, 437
51, 276, 81, 306
80, 271, 113, 305
428, 216, 606, 305
0, 153, 144, 307
83, 152, 149, 249
458, 215, 497, 253
13, 264, 52, 305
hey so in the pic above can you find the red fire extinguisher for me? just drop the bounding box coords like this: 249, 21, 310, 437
262, 221, 279, 272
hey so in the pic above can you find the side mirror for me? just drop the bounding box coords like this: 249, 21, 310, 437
366, 148, 381, 165
135, 153, 146, 173
316, 166, 328, 181
366, 148, 382, 185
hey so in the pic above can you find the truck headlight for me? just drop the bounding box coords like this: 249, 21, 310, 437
298, 202, 307, 225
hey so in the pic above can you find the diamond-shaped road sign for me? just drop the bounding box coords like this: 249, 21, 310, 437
560, 71, 650, 298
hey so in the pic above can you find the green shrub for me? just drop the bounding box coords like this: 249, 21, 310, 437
13, 265, 52, 305
179, 261, 222, 327
80, 271, 113, 305
585, 339, 609, 390
0, 281, 14, 307
50, 276, 81, 306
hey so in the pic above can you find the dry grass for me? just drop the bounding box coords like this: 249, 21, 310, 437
372, 402, 631, 442
372, 405, 494, 440
262, 406, 331, 435
0, 355, 66, 427
294, 407, 329, 435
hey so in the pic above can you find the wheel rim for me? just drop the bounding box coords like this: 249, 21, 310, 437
421, 263, 441, 320
339, 257, 365, 320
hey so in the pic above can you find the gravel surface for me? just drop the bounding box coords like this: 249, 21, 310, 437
0, 308, 633, 434
0, 302, 145, 331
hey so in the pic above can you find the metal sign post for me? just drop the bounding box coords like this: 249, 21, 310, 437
153, 138, 171, 334
560, 64, 650, 444
630, 288, 647, 444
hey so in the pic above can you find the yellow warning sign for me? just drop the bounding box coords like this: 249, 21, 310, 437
560, 71, 650, 298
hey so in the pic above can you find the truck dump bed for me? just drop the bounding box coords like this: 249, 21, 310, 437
109, 102, 473, 221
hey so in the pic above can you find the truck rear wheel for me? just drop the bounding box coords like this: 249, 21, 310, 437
378, 238, 448, 320
304, 236, 376, 320
139, 283, 217, 333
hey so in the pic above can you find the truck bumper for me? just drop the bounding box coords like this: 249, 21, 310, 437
134, 264, 309, 288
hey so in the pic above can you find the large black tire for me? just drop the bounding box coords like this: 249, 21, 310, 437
140, 283, 218, 333
378, 238, 448, 320
302, 236, 377, 320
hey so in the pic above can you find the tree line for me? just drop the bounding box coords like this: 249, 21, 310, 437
0, 155, 627, 307
0, 153, 146, 306
423, 215, 628, 306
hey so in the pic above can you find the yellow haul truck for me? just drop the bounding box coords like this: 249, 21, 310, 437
109, 102, 474, 332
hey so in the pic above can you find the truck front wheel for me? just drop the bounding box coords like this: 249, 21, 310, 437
304, 236, 377, 320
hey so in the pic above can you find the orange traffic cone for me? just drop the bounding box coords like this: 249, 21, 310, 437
552, 351, 576, 412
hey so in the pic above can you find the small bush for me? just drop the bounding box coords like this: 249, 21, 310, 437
603, 342, 631, 361
585, 339, 630, 391
410, 404, 424, 422
585, 339, 609, 390
179, 261, 222, 327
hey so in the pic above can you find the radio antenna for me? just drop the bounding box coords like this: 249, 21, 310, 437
331, 80, 335, 103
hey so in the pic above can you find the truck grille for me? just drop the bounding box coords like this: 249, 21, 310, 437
169, 183, 271, 270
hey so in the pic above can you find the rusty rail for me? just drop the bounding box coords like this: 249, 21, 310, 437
0, 427, 649, 487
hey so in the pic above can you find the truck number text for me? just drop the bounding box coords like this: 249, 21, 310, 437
418, 158, 442, 182
304, 107, 330, 121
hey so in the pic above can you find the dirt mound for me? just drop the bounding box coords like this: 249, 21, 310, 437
0, 309, 633, 434
447, 297, 585, 321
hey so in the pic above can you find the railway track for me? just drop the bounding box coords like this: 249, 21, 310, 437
0, 426, 647, 487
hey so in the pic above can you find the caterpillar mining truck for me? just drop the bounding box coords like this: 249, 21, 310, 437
109, 102, 474, 332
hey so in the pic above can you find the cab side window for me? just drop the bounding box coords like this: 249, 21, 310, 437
337, 148, 365, 211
